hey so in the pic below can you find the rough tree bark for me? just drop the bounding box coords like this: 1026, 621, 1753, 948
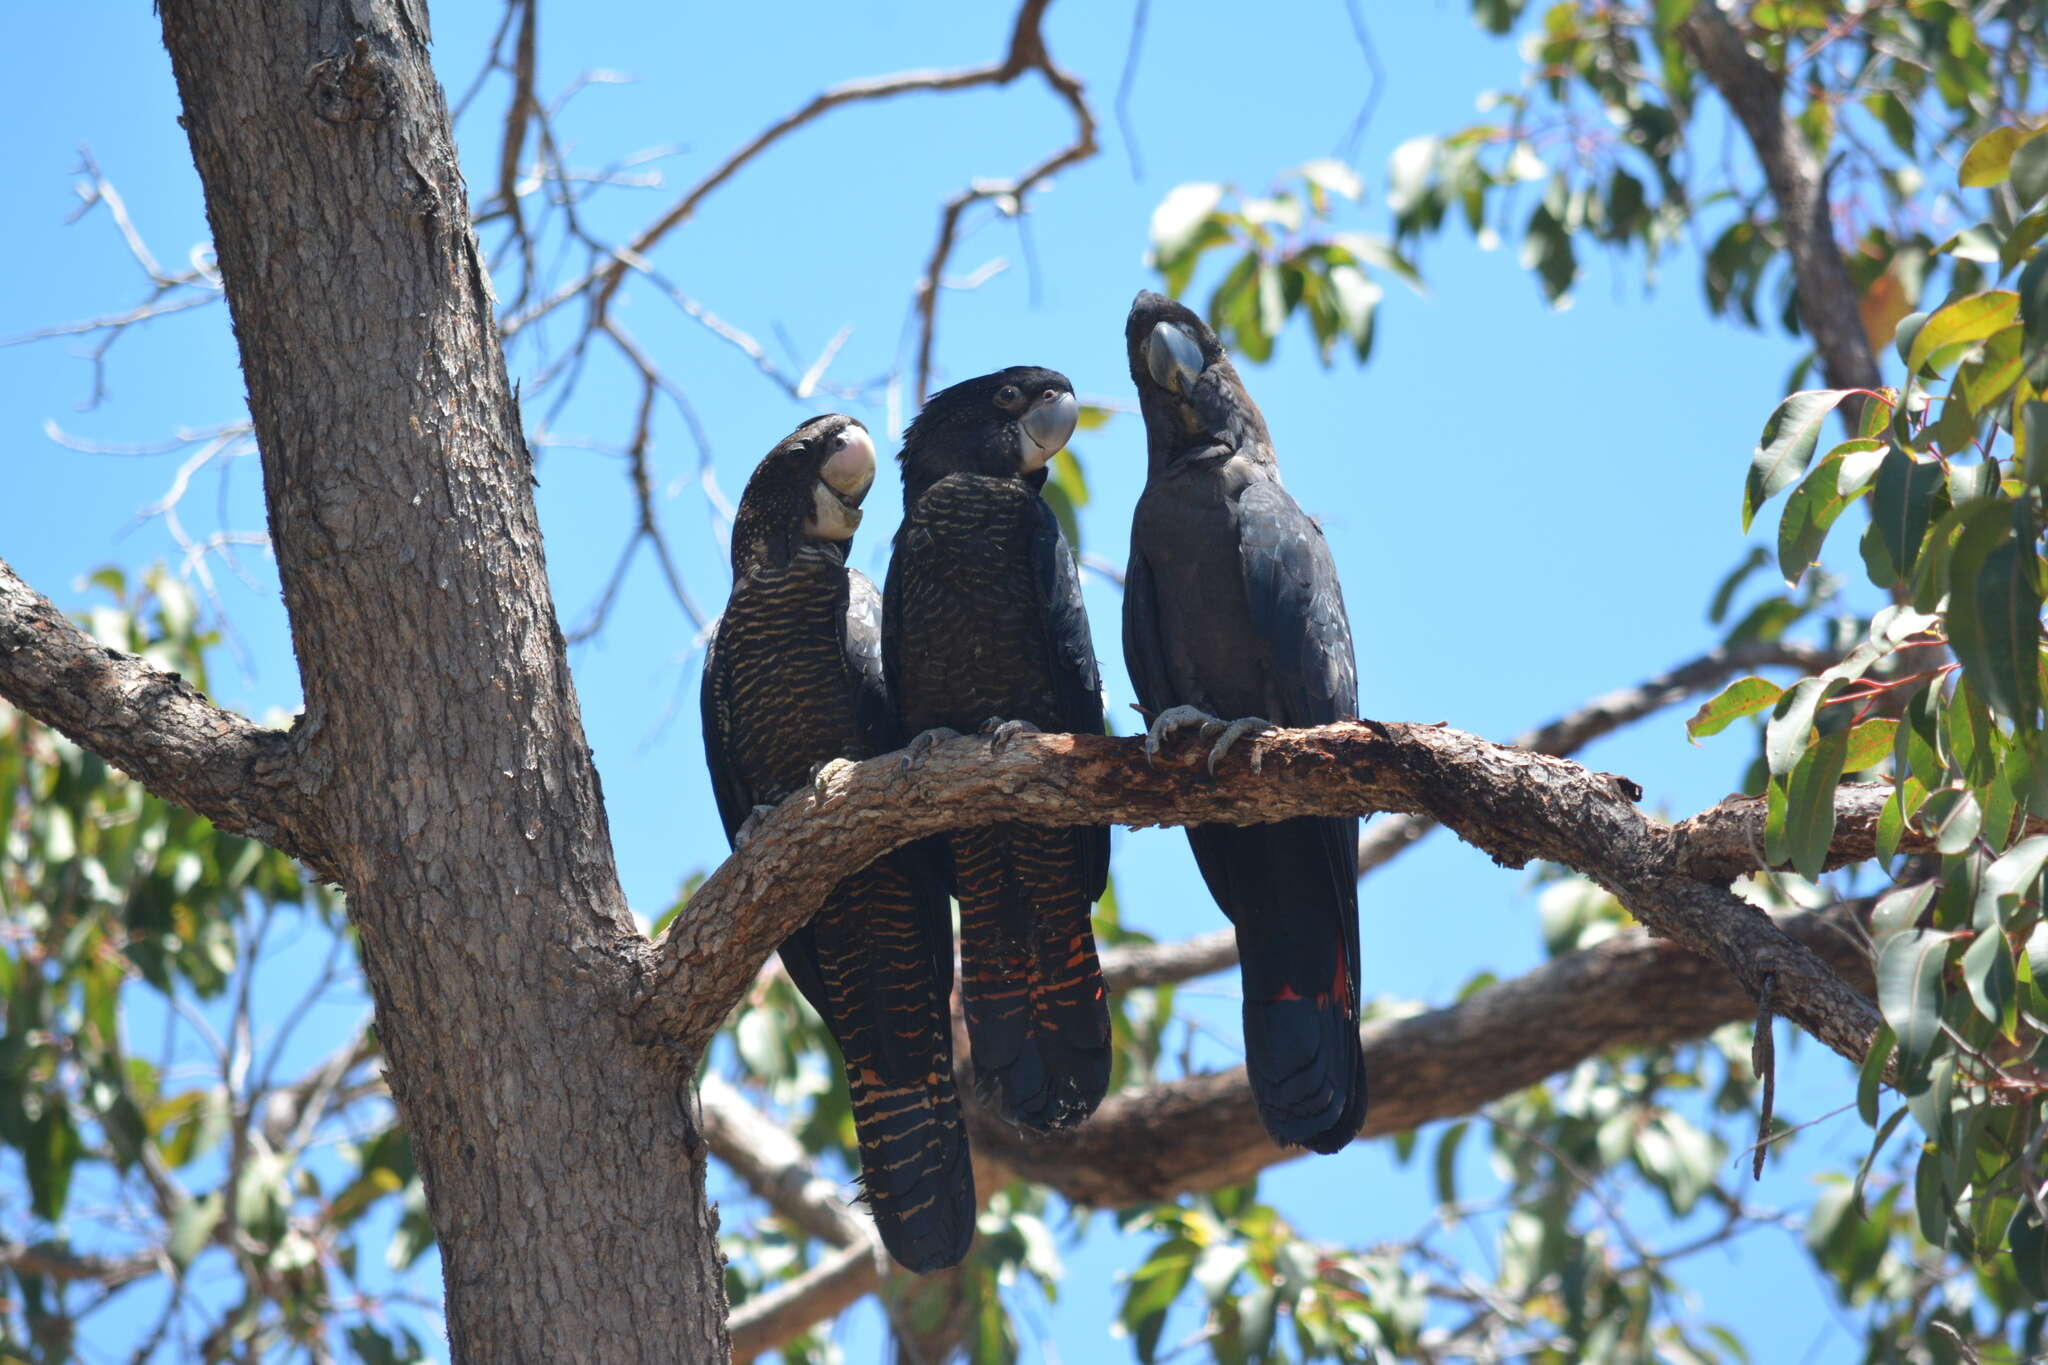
153, 1, 728, 1358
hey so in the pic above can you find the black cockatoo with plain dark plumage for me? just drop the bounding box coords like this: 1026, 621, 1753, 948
1120, 292, 1367, 1154
883, 367, 1113, 1133
700, 413, 973, 1272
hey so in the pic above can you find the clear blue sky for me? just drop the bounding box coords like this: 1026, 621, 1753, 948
0, 3, 1885, 1360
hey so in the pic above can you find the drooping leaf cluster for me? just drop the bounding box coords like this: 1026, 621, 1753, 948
1692, 120, 2048, 1352
1148, 2, 2045, 378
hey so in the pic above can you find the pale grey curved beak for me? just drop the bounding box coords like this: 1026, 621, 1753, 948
1145, 320, 1205, 394
819, 423, 876, 503
804, 424, 875, 541
1018, 389, 1078, 472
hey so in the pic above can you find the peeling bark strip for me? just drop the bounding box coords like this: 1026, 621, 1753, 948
646, 721, 1894, 1074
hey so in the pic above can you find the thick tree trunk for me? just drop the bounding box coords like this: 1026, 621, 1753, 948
155, 1, 729, 1358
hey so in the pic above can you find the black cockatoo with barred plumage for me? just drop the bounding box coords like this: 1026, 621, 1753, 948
883, 368, 1112, 1134
701, 413, 972, 1272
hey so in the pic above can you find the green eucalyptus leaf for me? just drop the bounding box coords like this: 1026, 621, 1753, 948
1971, 833, 2048, 930
1958, 126, 2026, 188
1905, 291, 2018, 376
1434, 1121, 1467, 1207
1960, 926, 2017, 1035
1686, 676, 1782, 742
2023, 401, 2048, 490
1946, 505, 2043, 724
1764, 677, 1831, 776
1919, 787, 1983, 855
1744, 390, 1853, 531
1872, 880, 1937, 938
1876, 929, 1952, 1067
1784, 729, 1850, 878
1777, 456, 1863, 584
1832, 439, 1889, 497
1893, 312, 1931, 368
1871, 447, 1943, 577
25, 1105, 81, 1223
1842, 718, 1897, 772
1914, 1143, 1952, 1245
2014, 131, 2048, 209
1876, 783, 1908, 863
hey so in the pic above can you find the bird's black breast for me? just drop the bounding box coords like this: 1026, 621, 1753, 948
1130, 454, 1271, 718
892, 473, 1063, 732
710, 550, 868, 805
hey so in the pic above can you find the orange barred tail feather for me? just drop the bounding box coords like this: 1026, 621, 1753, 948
787, 851, 973, 1272
950, 821, 1111, 1132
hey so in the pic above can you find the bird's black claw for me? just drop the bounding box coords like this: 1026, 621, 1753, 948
1207, 717, 1278, 776
1143, 705, 1226, 768
979, 717, 1041, 754
901, 727, 963, 771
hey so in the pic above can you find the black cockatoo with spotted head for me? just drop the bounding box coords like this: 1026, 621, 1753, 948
701, 413, 973, 1271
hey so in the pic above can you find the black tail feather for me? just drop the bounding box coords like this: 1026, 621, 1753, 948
1189, 816, 1366, 1152
951, 822, 1110, 1131
1242, 991, 1366, 1153
785, 854, 974, 1272
846, 1062, 976, 1272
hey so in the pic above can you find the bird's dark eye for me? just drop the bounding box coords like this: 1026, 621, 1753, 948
995, 384, 1022, 408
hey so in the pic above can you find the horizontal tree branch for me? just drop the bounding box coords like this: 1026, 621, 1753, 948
979, 900, 1873, 1205
1105, 639, 1841, 991
639, 718, 1886, 1074
726, 1241, 880, 1363
1102, 930, 1238, 992
0, 555, 341, 882
0, 1239, 158, 1287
